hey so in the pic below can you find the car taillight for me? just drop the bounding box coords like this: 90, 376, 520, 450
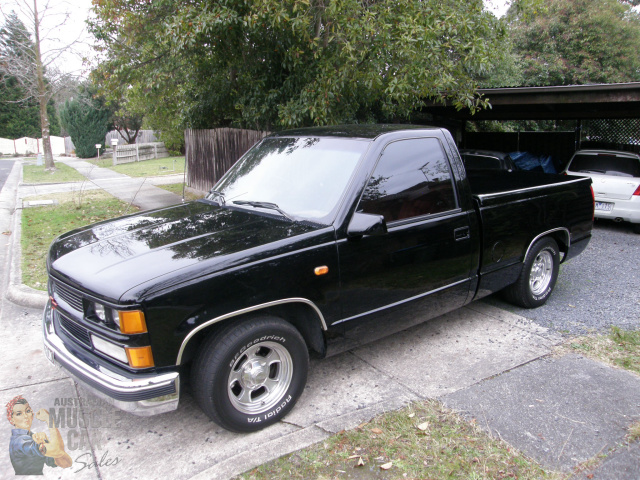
633, 185, 640, 196
590, 185, 595, 220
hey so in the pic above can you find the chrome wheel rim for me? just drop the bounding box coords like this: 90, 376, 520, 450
227, 341, 293, 415
530, 250, 553, 296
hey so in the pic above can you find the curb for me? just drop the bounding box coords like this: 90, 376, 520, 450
3, 160, 48, 310
6, 208, 48, 309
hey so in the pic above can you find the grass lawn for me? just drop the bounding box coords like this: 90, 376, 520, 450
156, 183, 205, 201
566, 327, 640, 376
89, 156, 185, 177
239, 329, 640, 480
21, 190, 137, 290
23, 162, 86, 184
238, 400, 563, 480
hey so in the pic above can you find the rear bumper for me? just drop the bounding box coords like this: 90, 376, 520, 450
594, 195, 640, 224
42, 301, 179, 416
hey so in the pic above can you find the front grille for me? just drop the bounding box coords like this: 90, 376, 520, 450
53, 280, 83, 312
55, 311, 91, 346
53, 310, 92, 347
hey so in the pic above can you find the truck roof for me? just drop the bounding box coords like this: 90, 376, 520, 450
270, 124, 441, 140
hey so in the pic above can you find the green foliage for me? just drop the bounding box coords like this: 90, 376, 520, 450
59, 86, 111, 158
90, 0, 505, 135
509, 0, 640, 86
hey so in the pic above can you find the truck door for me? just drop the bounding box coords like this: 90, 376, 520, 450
337, 136, 474, 324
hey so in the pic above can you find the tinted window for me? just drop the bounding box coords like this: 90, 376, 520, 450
359, 138, 457, 222
462, 154, 503, 171
569, 153, 640, 177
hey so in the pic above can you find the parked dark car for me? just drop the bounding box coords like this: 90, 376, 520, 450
459, 149, 517, 172
43, 125, 594, 433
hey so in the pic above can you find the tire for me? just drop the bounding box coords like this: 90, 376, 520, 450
191, 315, 308, 433
633, 224, 640, 234
504, 237, 560, 309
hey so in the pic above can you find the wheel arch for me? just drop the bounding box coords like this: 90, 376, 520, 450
176, 298, 327, 366
524, 228, 569, 262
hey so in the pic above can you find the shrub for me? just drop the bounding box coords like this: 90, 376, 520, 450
60, 97, 111, 158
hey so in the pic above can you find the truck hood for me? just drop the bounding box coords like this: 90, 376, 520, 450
48, 201, 321, 303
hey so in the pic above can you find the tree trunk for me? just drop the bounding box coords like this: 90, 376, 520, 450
33, 0, 55, 170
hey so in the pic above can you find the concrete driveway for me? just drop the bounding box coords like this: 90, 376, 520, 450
0, 295, 559, 479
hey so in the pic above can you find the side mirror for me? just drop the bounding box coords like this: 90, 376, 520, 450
347, 212, 387, 238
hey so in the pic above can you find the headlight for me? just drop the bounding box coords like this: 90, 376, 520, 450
94, 303, 107, 322
88, 303, 147, 334
91, 335, 128, 363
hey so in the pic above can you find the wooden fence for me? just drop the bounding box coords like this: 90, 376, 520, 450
105, 129, 159, 145
185, 128, 268, 192
113, 142, 169, 164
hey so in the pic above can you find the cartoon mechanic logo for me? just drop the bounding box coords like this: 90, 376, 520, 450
6, 395, 72, 475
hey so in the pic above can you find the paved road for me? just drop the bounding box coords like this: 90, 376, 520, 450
0, 159, 15, 191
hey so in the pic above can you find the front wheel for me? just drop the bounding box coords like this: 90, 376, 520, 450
504, 237, 560, 308
191, 315, 308, 432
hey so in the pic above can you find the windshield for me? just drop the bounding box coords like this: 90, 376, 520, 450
208, 136, 369, 223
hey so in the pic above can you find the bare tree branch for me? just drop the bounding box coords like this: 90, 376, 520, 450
1, 0, 86, 169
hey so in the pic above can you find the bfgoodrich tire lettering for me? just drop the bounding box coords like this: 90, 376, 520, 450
191, 315, 308, 433
504, 237, 560, 308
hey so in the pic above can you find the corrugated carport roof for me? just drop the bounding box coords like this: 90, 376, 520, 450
424, 82, 640, 121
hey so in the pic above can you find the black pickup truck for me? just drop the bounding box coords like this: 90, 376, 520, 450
43, 125, 593, 432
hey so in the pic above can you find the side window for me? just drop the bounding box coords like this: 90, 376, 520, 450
359, 138, 457, 223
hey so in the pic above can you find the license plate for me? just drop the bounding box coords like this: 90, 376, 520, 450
43, 344, 55, 365
595, 201, 614, 212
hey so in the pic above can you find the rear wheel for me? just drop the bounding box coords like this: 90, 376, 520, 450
191, 315, 308, 432
504, 237, 560, 308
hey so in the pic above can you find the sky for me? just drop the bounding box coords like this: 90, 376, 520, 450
484, 0, 511, 17
1, 0, 511, 77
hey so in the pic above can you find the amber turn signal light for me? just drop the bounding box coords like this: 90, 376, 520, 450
314, 266, 329, 276
126, 346, 154, 368
118, 310, 147, 334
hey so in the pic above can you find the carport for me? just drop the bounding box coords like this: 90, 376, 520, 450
421, 82, 640, 170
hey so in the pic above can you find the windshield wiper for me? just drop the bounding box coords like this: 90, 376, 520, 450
208, 190, 226, 206
233, 200, 295, 222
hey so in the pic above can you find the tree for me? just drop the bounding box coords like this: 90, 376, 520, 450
508, 0, 640, 86
0, 1, 81, 169
0, 74, 60, 139
109, 97, 144, 144
0, 12, 60, 140
89, 0, 505, 140
60, 85, 111, 158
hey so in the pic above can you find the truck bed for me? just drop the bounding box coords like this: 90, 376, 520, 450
467, 171, 591, 207
466, 170, 593, 298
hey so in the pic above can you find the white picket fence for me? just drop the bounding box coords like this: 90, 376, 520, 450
112, 142, 169, 165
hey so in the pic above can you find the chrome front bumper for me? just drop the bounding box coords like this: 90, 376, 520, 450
42, 301, 180, 416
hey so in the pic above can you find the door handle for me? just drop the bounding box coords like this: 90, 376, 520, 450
454, 227, 470, 241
